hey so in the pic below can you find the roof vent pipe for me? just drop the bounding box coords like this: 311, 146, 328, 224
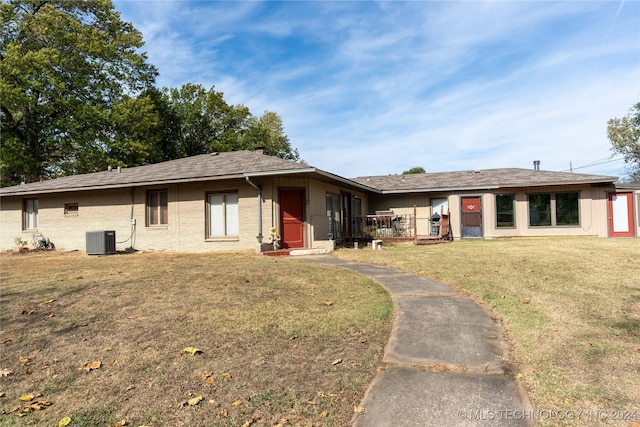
117, 166, 122, 173
533, 160, 541, 170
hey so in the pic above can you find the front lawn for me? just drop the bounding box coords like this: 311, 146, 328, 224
334, 237, 640, 426
0, 251, 393, 427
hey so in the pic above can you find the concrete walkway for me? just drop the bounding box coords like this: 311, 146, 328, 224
302, 256, 532, 427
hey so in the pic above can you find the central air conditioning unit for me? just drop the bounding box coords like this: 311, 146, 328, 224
86, 230, 116, 255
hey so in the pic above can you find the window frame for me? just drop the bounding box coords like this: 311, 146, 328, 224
206, 191, 239, 239
23, 198, 39, 230
527, 191, 580, 228
146, 189, 168, 226
326, 192, 341, 239
64, 203, 79, 216
495, 194, 515, 228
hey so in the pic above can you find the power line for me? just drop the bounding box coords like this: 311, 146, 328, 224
563, 156, 625, 172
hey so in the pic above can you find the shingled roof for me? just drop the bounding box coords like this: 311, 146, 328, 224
1, 151, 618, 197
351, 168, 617, 193
0, 150, 322, 196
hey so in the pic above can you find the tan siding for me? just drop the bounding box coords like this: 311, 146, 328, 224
477, 185, 611, 239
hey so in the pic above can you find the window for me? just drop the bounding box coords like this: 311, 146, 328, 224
555, 193, 579, 226
529, 194, 551, 226
23, 199, 38, 230
326, 193, 341, 238
147, 189, 168, 226
496, 195, 515, 227
528, 192, 579, 227
64, 203, 79, 216
208, 192, 238, 237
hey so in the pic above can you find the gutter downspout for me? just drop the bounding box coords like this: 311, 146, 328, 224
245, 176, 263, 243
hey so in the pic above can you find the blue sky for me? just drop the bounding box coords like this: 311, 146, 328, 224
114, 1, 639, 179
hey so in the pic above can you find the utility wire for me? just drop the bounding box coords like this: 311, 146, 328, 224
562, 156, 625, 172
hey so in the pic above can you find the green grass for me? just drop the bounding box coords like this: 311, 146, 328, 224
333, 237, 640, 426
0, 251, 393, 426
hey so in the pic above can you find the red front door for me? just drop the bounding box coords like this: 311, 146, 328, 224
280, 189, 305, 248
608, 193, 635, 237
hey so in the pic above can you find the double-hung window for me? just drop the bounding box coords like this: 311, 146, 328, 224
208, 192, 239, 238
147, 189, 168, 226
23, 199, 38, 230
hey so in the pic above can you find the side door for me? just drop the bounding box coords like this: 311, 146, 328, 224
608, 192, 635, 237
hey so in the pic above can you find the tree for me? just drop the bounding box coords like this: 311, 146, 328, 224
0, 0, 157, 186
163, 84, 300, 161
403, 166, 426, 174
607, 102, 640, 183
243, 111, 300, 161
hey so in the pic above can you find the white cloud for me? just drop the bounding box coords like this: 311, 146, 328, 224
115, 0, 639, 179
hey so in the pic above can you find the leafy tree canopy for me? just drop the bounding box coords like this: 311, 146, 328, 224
1, 0, 158, 185
607, 102, 640, 183
403, 166, 426, 174
1, 1, 300, 187
155, 84, 300, 161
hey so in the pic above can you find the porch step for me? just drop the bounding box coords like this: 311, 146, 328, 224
262, 248, 333, 257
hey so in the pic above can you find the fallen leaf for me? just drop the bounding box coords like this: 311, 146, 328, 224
188, 395, 203, 406
331, 358, 342, 365
358, 339, 367, 343
323, 301, 333, 306
500, 295, 506, 299
111, 420, 127, 427
29, 401, 52, 411
317, 391, 337, 398
231, 400, 243, 407
354, 406, 365, 414
241, 415, 260, 427
1, 338, 12, 344
20, 394, 34, 402
45, 312, 55, 318
182, 347, 202, 355
0, 369, 13, 377
0, 392, 5, 398
516, 373, 524, 379
4, 406, 21, 414
204, 377, 215, 385
22, 309, 37, 315
218, 408, 228, 417
58, 417, 72, 427
521, 299, 531, 304
306, 400, 317, 405
319, 411, 329, 418
104, 347, 112, 351
17, 407, 31, 416
221, 372, 232, 380
84, 361, 101, 371
41, 299, 55, 305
